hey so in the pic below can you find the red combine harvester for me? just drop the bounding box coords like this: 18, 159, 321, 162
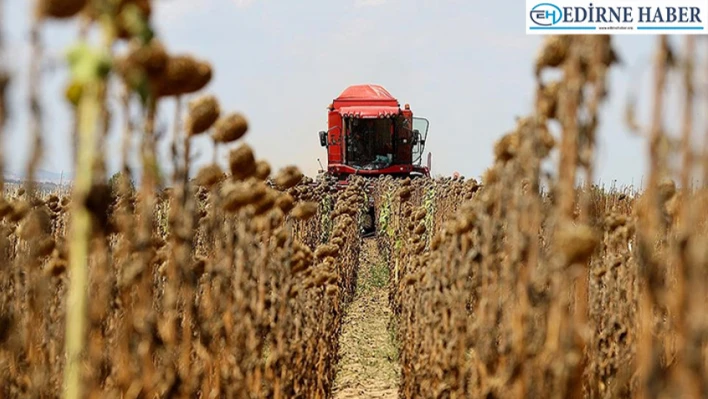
317, 84, 431, 235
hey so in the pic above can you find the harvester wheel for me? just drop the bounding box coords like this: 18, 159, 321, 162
362, 213, 373, 231
361, 205, 376, 237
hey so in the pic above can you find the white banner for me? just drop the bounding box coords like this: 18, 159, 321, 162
526, 0, 708, 34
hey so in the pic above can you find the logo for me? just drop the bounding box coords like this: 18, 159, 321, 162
530, 3, 562, 26
526, 0, 708, 35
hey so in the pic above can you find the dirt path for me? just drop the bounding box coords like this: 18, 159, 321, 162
332, 238, 400, 399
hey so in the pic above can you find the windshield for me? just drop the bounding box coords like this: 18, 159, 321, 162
345, 118, 394, 169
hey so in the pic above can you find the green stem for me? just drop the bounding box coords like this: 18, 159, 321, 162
63, 80, 100, 399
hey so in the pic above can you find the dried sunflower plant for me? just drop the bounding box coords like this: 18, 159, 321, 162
0, 1, 366, 398
369, 35, 708, 399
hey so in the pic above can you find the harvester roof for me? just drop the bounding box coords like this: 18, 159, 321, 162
333, 84, 398, 103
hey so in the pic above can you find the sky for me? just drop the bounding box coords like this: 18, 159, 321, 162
1, 0, 706, 187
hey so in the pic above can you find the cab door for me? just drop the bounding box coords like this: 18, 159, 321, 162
395, 116, 413, 165
411, 117, 429, 165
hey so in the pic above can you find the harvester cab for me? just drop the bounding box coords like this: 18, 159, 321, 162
317, 84, 431, 236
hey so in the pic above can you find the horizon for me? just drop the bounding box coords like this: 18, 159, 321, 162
0, 167, 666, 195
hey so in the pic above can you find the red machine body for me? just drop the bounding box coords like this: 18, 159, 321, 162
318, 84, 430, 183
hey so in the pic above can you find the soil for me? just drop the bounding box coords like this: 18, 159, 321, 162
331, 238, 400, 399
